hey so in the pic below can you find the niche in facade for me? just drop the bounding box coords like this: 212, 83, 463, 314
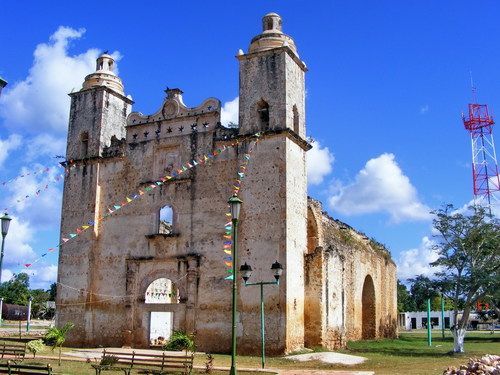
145, 278, 179, 304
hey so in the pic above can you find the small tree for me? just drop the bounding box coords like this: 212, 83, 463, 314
26, 339, 45, 358
408, 275, 438, 311
431, 204, 500, 353
163, 331, 195, 354
0, 273, 30, 305
397, 280, 414, 312
44, 322, 74, 365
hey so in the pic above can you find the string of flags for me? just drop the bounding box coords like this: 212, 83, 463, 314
51, 274, 189, 307
19, 135, 262, 273
223, 135, 261, 281
1, 159, 76, 188
2, 162, 77, 212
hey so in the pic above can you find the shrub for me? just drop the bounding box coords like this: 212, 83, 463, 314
26, 339, 45, 358
163, 331, 195, 352
100, 355, 119, 366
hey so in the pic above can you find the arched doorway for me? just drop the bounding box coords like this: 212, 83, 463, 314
361, 275, 376, 339
145, 278, 179, 345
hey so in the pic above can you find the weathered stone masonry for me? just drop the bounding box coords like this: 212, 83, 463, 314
56, 13, 397, 354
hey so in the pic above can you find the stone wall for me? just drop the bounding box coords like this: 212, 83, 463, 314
306, 198, 398, 349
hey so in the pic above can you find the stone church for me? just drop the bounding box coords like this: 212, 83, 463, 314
56, 13, 397, 354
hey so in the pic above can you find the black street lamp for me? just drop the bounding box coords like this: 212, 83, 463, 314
240, 260, 283, 369
0, 213, 12, 283
228, 195, 242, 375
0, 78, 7, 97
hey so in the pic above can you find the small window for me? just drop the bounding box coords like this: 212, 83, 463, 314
80, 132, 89, 157
158, 205, 173, 234
256, 99, 270, 130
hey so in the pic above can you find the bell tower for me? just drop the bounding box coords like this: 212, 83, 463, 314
66, 53, 132, 160
237, 13, 310, 353
58, 53, 133, 345
238, 12, 307, 138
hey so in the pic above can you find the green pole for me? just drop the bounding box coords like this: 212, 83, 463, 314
229, 219, 238, 375
441, 293, 445, 339
427, 298, 432, 347
260, 283, 265, 369
26, 297, 32, 332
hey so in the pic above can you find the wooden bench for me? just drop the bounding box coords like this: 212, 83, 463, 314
0, 361, 52, 374
92, 349, 193, 375
0, 343, 26, 362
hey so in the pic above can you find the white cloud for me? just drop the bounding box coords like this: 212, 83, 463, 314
0, 26, 101, 134
0, 134, 22, 168
420, 104, 429, 114
4, 165, 63, 229
25, 134, 66, 161
1, 269, 14, 283
221, 97, 239, 126
1, 216, 36, 268
396, 236, 442, 280
307, 141, 334, 185
29, 264, 58, 289
329, 153, 431, 222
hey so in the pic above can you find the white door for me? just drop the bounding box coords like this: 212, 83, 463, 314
150, 312, 173, 343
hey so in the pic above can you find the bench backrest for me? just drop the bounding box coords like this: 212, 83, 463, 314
101, 349, 193, 371
0, 361, 52, 374
0, 343, 26, 358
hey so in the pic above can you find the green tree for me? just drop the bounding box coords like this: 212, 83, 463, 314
397, 280, 415, 312
44, 322, 74, 365
0, 273, 30, 305
408, 275, 438, 311
29, 289, 50, 318
431, 204, 500, 353
48, 283, 57, 301
430, 295, 454, 311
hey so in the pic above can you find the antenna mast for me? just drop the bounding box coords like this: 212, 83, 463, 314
462, 84, 500, 214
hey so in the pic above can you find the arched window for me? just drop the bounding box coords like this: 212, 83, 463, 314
256, 99, 270, 130
145, 278, 179, 304
293, 105, 300, 134
158, 205, 173, 234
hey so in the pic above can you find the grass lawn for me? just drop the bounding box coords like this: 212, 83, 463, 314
9, 330, 500, 374
193, 331, 499, 375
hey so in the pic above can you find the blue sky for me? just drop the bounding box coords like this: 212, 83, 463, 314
1, 1, 500, 288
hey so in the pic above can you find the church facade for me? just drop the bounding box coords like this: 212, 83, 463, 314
56, 13, 397, 354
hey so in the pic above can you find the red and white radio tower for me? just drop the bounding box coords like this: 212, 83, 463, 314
462, 91, 500, 213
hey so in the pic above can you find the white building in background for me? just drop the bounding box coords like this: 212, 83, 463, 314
398, 311, 456, 330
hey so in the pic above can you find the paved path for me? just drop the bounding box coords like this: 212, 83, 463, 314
274, 371, 374, 375
65, 348, 374, 375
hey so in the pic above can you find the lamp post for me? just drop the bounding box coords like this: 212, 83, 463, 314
228, 195, 242, 375
240, 260, 283, 369
0, 78, 7, 97
0, 213, 12, 283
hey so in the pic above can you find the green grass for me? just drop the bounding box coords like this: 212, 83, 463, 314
4, 331, 499, 375
193, 331, 500, 375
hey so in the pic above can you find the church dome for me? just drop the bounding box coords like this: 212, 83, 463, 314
248, 13, 298, 56
82, 53, 124, 95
